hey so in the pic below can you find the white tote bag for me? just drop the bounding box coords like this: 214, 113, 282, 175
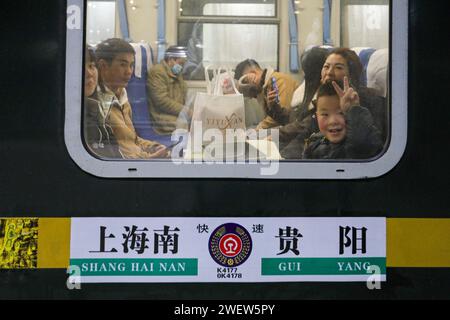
190, 66, 246, 140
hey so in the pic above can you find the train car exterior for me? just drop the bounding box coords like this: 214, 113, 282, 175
0, 0, 449, 301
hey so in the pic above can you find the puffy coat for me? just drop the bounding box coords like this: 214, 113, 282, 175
303, 106, 383, 160
147, 60, 188, 135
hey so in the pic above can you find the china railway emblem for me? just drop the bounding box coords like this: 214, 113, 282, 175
209, 223, 252, 267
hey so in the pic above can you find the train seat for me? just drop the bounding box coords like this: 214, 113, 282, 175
352, 47, 389, 98
352, 47, 377, 87
127, 42, 174, 146
366, 48, 389, 98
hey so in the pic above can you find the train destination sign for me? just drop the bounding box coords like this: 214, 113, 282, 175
70, 217, 386, 283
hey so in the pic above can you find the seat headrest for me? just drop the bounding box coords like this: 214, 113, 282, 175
366, 48, 389, 97
130, 42, 154, 79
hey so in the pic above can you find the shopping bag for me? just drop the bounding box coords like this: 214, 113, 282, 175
204, 65, 237, 95
190, 66, 246, 142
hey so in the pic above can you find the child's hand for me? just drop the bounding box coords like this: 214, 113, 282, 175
332, 76, 360, 113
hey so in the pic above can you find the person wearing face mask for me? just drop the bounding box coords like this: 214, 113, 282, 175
147, 46, 188, 135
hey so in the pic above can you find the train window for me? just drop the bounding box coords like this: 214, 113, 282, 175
341, 0, 390, 49
178, 22, 278, 77
65, 0, 408, 179
180, 0, 277, 17
86, 1, 116, 45
178, 1, 279, 79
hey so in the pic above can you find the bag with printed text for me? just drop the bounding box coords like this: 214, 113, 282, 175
190, 66, 246, 142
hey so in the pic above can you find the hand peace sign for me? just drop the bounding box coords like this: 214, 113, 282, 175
332, 76, 360, 113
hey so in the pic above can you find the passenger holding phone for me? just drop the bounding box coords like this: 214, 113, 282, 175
265, 77, 290, 126
234, 59, 299, 130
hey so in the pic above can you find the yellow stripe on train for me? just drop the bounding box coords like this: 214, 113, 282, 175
1, 218, 449, 268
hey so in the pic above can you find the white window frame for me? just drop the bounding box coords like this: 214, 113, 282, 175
65, 0, 408, 179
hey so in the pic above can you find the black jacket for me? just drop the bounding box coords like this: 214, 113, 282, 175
280, 112, 318, 159
84, 96, 122, 159
302, 106, 383, 160
280, 88, 387, 159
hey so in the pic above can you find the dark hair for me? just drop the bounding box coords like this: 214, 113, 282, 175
95, 38, 135, 64
316, 80, 344, 100
234, 59, 261, 80
85, 45, 96, 64
296, 47, 330, 120
327, 48, 363, 89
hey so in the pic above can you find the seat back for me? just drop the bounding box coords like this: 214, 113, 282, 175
127, 43, 174, 146
366, 48, 389, 98
352, 47, 377, 87
352, 47, 389, 97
